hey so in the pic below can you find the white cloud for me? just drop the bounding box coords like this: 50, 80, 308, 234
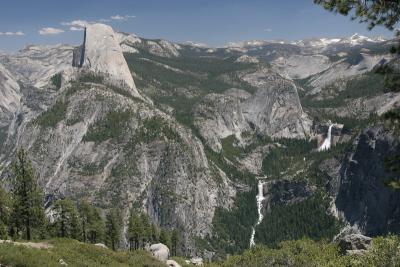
264, 28, 272, 32
39, 27, 65, 35
0, 31, 25, 36
70, 26, 84, 31
61, 19, 92, 29
61, 15, 135, 32
110, 15, 135, 21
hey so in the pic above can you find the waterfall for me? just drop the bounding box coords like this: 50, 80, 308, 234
250, 180, 266, 247
318, 124, 334, 151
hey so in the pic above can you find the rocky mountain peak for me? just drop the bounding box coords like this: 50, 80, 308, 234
81, 23, 142, 99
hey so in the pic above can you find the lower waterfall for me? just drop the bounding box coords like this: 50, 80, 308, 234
250, 180, 265, 247
318, 124, 334, 151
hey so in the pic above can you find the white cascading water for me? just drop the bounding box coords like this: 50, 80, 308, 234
250, 180, 266, 247
318, 124, 334, 151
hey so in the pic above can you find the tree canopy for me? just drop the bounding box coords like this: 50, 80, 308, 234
314, 0, 400, 30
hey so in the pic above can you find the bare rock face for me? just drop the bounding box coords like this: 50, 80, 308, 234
83, 24, 141, 99
336, 126, 400, 235
194, 92, 250, 151
193, 69, 312, 152
272, 54, 331, 80
1, 45, 74, 89
0, 63, 20, 127
327, 125, 400, 236
241, 69, 312, 139
236, 55, 259, 63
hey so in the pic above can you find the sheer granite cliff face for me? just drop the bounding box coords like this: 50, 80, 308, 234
193, 69, 312, 152
82, 24, 141, 99
0, 63, 20, 127
333, 125, 400, 235
241, 69, 312, 139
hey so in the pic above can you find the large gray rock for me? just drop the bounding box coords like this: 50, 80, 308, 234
190, 257, 204, 265
337, 233, 372, 255
166, 260, 182, 267
149, 243, 170, 262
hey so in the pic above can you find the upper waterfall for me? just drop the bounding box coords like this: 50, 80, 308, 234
318, 124, 334, 151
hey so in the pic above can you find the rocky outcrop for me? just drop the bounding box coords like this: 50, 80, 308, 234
82, 24, 141, 98
0, 44, 74, 88
193, 68, 312, 152
334, 228, 373, 255
0, 63, 20, 127
194, 91, 250, 151
241, 68, 312, 139
306, 53, 389, 95
338, 234, 373, 255
332, 125, 400, 236
272, 54, 331, 80
72, 28, 86, 68
264, 179, 316, 208
236, 55, 259, 63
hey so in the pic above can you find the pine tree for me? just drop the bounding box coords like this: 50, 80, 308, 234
10, 149, 45, 240
0, 185, 11, 239
78, 200, 91, 243
127, 212, 143, 250
105, 208, 122, 250
314, 0, 400, 30
140, 212, 151, 248
171, 229, 181, 256
159, 228, 172, 249
150, 223, 160, 243
78, 200, 105, 244
53, 198, 81, 239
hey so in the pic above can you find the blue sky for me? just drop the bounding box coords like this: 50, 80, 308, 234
0, 0, 395, 52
